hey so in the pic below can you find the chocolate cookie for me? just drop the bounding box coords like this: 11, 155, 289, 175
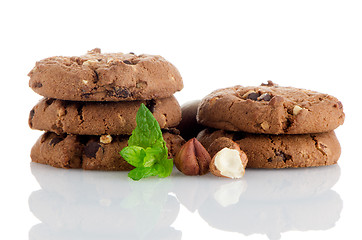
31, 130, 185, 171
29, 96, 181, 135
197, 129, 341, 168
28, 48, 183, 101
197, 81, 345, 134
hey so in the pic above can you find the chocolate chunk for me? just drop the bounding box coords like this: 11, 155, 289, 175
49, 136, 64, 146
33, 82, 43, 88
334, 101, 343, 109
258, 93, 271, 101
129, 52, 135, 55
123, 59, 139, 65
84, 142, 102, 159
267, 158, 273, 162
274, 150, 292, 163
107, 87, 132, 98
247, 92, 260, 101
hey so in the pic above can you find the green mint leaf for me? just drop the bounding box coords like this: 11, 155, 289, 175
128, 167, 157, 181
128, 103, 164, 148
120, 146, 146, 168
154, 157, 173, 178
143, 147, 160, 167
120, 103, 173, 180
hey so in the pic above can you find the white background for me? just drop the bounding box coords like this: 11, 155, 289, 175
1, 0, 361, 239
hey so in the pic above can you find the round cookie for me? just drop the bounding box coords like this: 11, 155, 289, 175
29, 96, 181, 135
197, 128, 341, 168
28, 48, 183, 101
197, 81, 345, 134
31, 130, 185, 171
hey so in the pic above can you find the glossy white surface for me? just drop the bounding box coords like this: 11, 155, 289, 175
28, 164, 341, 240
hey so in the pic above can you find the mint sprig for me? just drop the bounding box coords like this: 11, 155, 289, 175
120, 103, 173, 180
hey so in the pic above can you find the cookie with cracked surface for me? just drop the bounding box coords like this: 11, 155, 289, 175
197, 81, 345, 134
28, 48, 183, 101
197, 128, 341, 168
29, 96, 181, 135
31, 130, 185, 171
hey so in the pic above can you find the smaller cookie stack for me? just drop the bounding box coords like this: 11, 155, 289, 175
197, 81, 345, 168
28, 48, 185, 170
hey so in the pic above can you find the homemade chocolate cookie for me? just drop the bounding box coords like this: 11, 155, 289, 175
29, 96, 181, 135
28, 48, 183, 101
197, 128, 341, 168
197, 81, 345, 134
31, 130, 185, 171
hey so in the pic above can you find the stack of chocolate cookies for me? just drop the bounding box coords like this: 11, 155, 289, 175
197, 81, 345, 168
28, 48, 185, 171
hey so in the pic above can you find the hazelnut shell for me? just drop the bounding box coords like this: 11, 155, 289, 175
208, 137, 248, 178
174, 138, 211, 175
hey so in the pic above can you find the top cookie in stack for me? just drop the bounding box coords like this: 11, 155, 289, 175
28, 49, 185, 170
197, 81, 345, 168
29, 48, 183, 101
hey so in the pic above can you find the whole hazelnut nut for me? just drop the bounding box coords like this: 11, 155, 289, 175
177, 100, 204, 140
208, 137, 248, 179
174, 138, 211, 175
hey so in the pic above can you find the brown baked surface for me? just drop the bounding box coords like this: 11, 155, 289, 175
31, 131, 185, 171
197, 128, 341, 168
197, 81, 345, 134
29, 96, 181, 135
28, 48, 183, 101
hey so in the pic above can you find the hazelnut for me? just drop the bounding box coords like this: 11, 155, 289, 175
177, 100, 204, 140
107, 58, 116, 64
174, 138, 211, 175
100, 135, 112, 144
260, 121, 270, 130
293, 105, 303, 115
208, 137, 248, 179
83, 59, 98, 67
257, 93, 272, 101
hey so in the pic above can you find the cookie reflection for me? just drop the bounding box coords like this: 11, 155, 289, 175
29, 162, 343, 240
29, 163, 181, 240
173, 165, 342, 240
